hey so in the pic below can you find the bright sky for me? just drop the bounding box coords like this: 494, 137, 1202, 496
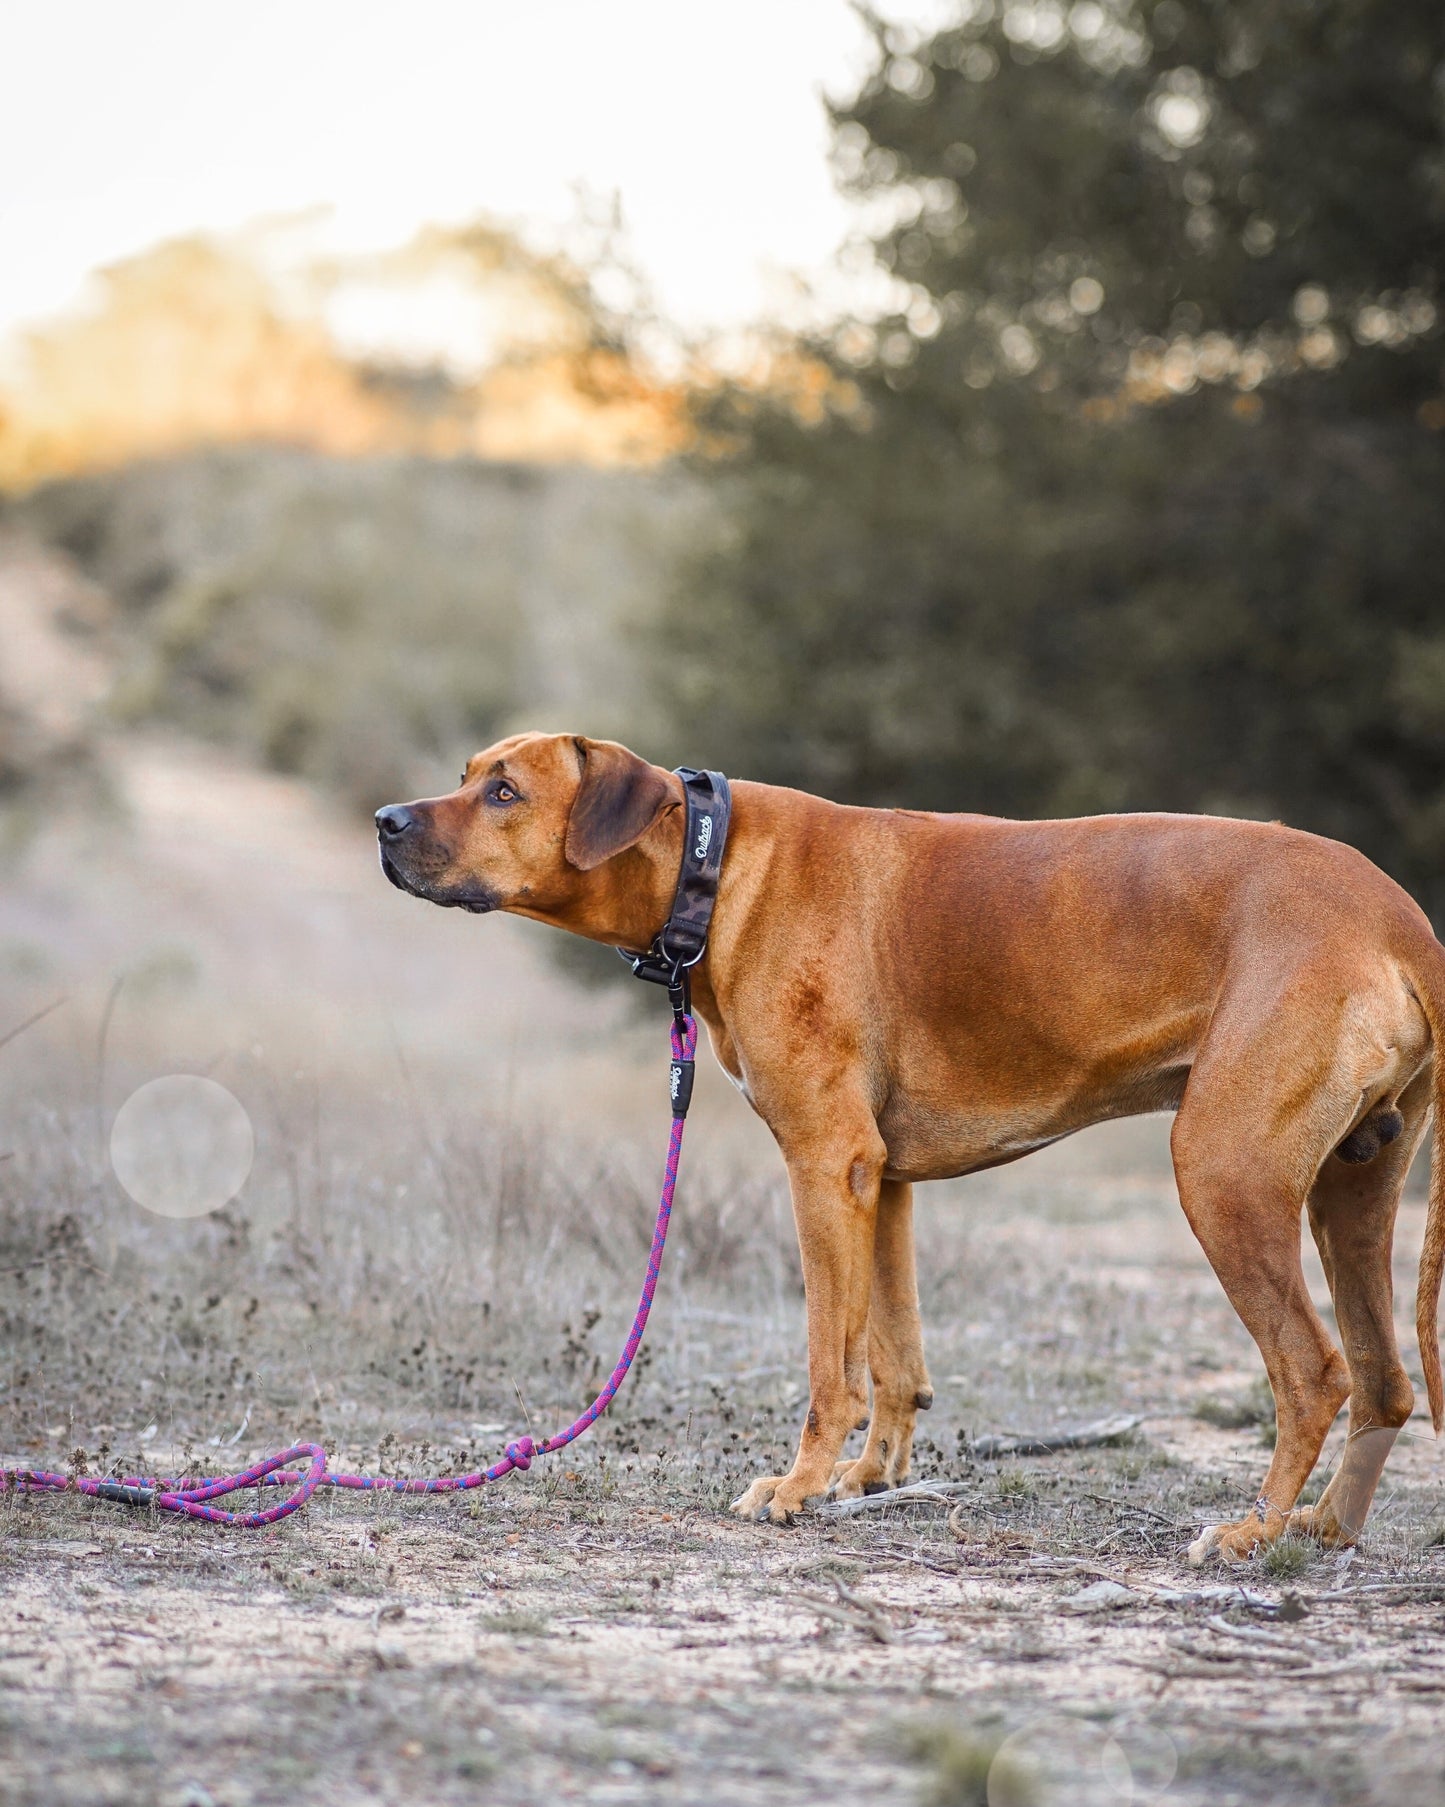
0, 0, 944, 350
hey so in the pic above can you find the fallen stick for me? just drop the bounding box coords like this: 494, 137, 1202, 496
815, 1479, 974, 1518
970, 1413, 1142, 1459
787, 1584, 894, 1644
1029, 1563, 1283, 1615
1308, 1580, 1445, 1603
1124, 1655, 1355, 1684
1079, 1490, 1183, 1527
1201, 1615, 1316, 1656
869, 1543, 965, 1576
1026, 1554, 1134, 1580
0, 996, 67, 1057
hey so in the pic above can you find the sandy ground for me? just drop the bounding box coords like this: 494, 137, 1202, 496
7, 1416, 1445, 1807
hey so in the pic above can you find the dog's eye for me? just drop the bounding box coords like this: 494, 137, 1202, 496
490, 782, 517, 805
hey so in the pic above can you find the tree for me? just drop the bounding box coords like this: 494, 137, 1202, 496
665, 1, 1445, 912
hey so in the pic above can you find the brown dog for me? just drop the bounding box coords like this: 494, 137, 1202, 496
377, 732, 1445, 1561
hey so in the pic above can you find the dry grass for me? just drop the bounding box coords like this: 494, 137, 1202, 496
6, 1064, 1445, 1805
0, 1069, 808, 1507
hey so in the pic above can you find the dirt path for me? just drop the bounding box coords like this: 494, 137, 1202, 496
7, 1466, 1445, 1807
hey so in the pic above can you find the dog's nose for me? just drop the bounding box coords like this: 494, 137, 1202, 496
375, 805, 415, 840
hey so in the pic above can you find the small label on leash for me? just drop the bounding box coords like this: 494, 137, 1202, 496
669, 1058, 695, 1119
92, 1481, 157, 1506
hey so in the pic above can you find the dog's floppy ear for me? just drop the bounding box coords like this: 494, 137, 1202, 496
564, 738, 674, 871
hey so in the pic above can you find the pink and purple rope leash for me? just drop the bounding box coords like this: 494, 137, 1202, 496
2, 1016, 699, 1528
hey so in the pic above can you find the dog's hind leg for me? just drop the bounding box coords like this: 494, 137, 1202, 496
1291, 1060, 1431, 1547
1173, 1022, 1352, 1565
831, 1178, 933, 1499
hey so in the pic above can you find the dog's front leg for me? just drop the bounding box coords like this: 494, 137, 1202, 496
732, 1129, 882, 1524
832, 1178, 932, 1498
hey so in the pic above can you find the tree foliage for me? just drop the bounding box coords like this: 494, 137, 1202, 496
665, 0, 1445, 913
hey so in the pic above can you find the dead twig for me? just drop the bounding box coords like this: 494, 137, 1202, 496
1308, 1580, 1445, 1603
868, 1543, 963, 1576
971, 1413, 1141, 1459
93, 977, 124, 1165
946, 1504, 1035, 1550
1201, 1615, 1314, 1653
815, 1479, 973, 1519
1080, 1490, 1185, 1527
1203, 1612, 1354, 1655
0, 996, 67, 1058
787, 1576, 895, 1644
834, 1576, 891, 1615
1027, 1555, 1135, 1584
1168, 1637, 1293, 1666
1123, 1654, 1355, 1683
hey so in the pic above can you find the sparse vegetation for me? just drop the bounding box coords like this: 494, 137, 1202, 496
902, 1724, 1007, 1807
3, 448, 700, 814
1261, 1533, 1319, 1583
994, 1467, 1037, 1503
4, 1033, 1445, 1803
1194, 1375, 1277, 1439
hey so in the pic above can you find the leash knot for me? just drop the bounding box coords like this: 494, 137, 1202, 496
505, 1437, 536, 1471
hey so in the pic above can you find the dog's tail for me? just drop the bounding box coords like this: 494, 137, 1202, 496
1412, 947, 1445, 1435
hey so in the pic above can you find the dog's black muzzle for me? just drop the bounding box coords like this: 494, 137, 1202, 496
375, 805, 496, 914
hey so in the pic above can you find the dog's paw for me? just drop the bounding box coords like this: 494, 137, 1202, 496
828, 1457, 869, 1498
1187, 1515, 1267, 1566
830, 1456, 894, 1501
1187, 1523, 1225, 1567
764, 1481, 820, 1523
731, 1474, 822, 1524
1286, 1502, 1356, 1549
730, 1475, 785, 1521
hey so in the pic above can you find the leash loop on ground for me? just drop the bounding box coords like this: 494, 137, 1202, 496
3, 1014, 699, 1528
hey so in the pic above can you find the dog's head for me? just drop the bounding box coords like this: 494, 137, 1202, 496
375, 733, 680, 931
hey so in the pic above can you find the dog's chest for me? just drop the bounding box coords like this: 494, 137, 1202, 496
721, 1063, 755, 1106
703, 1020, 756, 1107
878, 1091, 1062, 1180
